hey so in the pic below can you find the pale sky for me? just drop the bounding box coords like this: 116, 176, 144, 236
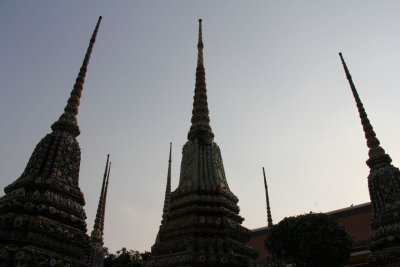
1, 1, 400, 253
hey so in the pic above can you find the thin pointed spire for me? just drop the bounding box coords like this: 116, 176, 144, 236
162, 143, 172, 216
339, 52, 391, 167
100, 161, 111, 237
263, 167, 273, 227
188, 19, 214, 144
51, 16, 102, 137
91, 153, 109, 244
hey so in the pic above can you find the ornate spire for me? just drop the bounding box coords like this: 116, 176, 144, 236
263, 167, 273, 227
187, 19, 214, 144
339, 53, 391, 168
51, 16, 102, 137
101, 161, 111, 237
91, 154, 109, 244
162, 143, 172, 216
0, 17, 102, 267
88, 157, 110, 267
146, 20, 257, 267
339, 53, 400, 266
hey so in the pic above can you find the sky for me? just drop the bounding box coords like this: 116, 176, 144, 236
1, 1, 400, 253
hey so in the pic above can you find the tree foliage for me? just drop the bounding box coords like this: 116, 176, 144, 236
265, 212, 353, 267
103, 247, 151, 267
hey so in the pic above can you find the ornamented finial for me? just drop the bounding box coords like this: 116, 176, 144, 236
188, 19, 214, 143
51, 16, 102, 137
263, 167, 273, 227
91, 153, 109, 243
339, 53, 391, 168
163, 143, 172, 216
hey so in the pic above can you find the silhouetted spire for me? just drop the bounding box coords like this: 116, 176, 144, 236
162, 143, 172, 216
101, 161, 111, 237
339, 53, 391, 168
91, 153, 109, 244
263, 167, 273, 227
339, 53, 400, 266
147, 19, 257, 267
0, 17, 102, 266
187, 19, 214, 144
51, 16, 102, 137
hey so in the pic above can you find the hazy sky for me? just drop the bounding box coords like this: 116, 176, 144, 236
1, 1, 400, 253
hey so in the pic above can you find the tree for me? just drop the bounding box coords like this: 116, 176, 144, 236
103, 247, 151, 267
265, 212, 353, 267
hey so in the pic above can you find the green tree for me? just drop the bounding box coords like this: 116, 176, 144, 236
265, 212, 353, 267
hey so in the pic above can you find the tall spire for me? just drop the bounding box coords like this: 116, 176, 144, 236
51, 16, 102, 137
91, 154, 109, 244
88, 157, 110, 267
101, 161, 111, 237
339, 53, 400, 266
0, 17, 102, 267
146, 20, 257, 267
339, 53, 391, 168
187, 19, 214, 144
263, 167, 273, 227
162, 143, 172, 217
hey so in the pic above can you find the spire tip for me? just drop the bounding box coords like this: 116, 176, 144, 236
339, 52, 390, 167
188, 18, 213, 143
51, 17, 101, 136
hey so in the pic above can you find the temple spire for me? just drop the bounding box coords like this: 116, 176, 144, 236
51, 16, 102, 137
101, 161, 111, 237
339, 53, 400, 266
187, 19, 214, 144
263, 167, 273, 227
91, 154, 109, 244
146, 20, 257, 266
162, 143, 172, 216
339, 53, 391, 168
